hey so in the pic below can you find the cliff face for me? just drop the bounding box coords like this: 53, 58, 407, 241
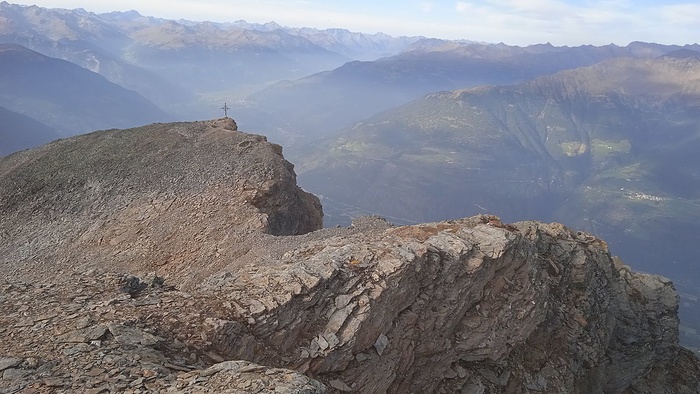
0, 120, 698, 393
204, 216, 698, 393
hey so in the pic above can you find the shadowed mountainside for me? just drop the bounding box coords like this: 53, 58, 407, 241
0, 43, 171, 137
0, 105, 59, 156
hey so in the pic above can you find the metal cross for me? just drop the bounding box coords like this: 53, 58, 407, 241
221, 103, 230, 118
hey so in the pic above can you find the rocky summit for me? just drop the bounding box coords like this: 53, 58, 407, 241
0, 118, 322, 287
0, 120, 699, 393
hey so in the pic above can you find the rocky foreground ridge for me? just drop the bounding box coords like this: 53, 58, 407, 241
1, 120, 699, 393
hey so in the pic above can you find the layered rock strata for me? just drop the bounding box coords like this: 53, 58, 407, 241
1, 216, 698, 393
203, 216, 699, 393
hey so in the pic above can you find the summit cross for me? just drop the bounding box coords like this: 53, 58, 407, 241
221, 103, 230, 118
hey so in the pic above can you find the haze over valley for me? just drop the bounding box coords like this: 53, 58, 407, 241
2, 1, 700, 384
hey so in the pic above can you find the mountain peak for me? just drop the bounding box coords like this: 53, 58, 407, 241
660, 48, 700, 60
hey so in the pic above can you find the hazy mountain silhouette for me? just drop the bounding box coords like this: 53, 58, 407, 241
5, 2, 698, 133
0, 43, 171, 137
0, 105, 59, 156
281, 27, 421, 61
247, 40, 700, 147
660, 49, 700, 60
166, 19, 420, 61
121, 20, 347, 94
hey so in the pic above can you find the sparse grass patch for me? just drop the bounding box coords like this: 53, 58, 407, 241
559, 141, 587, 156
596, 163, 645, 183
590, 138, 631, 160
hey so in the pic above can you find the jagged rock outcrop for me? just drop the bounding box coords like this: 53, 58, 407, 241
1, 215, 698, 393
198, 216, 699, 393
1, 120, 698, 393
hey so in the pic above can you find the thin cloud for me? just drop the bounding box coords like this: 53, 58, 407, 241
657, 3, 700, 26
455, 2, 473, 13
446, 0, 700, 45
419, 2, 434, 12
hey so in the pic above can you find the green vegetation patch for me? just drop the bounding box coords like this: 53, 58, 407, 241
595, 163, 645, 183
329, 140, 397, 161
399, 149, 458, 166
590, 138, 631, 159
338, 140, 368, 153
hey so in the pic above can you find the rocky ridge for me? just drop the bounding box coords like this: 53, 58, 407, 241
2, 215, 699, 392
1, 120, 699, 393
0, 118, 322, 287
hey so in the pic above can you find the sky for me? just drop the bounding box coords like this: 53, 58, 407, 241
22, 0, 700, 46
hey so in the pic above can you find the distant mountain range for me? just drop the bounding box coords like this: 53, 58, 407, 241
295, 55, 700, 290
248, 40, 700, 148
202, 20, 421, 61
0, 43, 171, 138
0, 3, 191, 108
0, 2, 421, 115
4, 2, 698, 146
